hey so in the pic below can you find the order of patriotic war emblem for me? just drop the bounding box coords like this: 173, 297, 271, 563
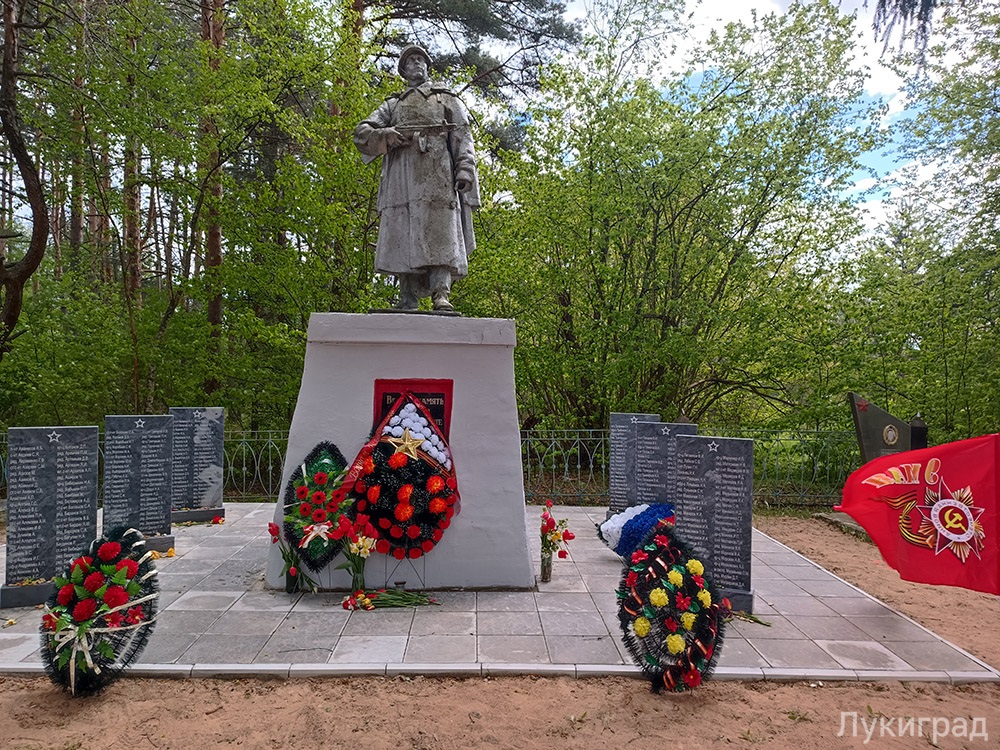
921, 482, 986, 561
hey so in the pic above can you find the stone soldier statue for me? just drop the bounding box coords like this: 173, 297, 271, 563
354, 46, 480, 312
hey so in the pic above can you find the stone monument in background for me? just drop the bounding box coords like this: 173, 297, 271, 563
103, 415, 175, 552
170, 406, 225, 523
848, 392, 911, 464
1, 426, 99, 607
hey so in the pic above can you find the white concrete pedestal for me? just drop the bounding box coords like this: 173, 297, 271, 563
265, 313, 534, 590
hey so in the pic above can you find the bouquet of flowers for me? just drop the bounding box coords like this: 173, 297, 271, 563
40, 527, 158, 696
335, 514, 380, 591
268, 521, 317, 593
540, 501, 574, 559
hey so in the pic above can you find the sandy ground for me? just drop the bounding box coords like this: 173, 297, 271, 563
1, 516, 998, 749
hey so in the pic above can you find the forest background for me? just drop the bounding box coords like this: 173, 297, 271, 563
0, 0, 996, 444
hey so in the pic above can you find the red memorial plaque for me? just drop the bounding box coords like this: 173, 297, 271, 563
373, 379, 453, 439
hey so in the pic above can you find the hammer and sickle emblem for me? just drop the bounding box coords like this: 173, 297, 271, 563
943, 507, 967, 532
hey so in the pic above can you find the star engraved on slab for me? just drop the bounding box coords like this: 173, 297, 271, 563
47, 431, 61, 443
387, 428, 424, 459
135, 419, 146, 428
707, 441, 720, 452
630, 416, 639, 423
661, 426, 671, 435
194, 410, 203, 419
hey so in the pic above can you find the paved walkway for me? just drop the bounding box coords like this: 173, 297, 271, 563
0, 504, 996, 682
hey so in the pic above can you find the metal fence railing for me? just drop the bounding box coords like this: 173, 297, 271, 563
0, 427, 860, 515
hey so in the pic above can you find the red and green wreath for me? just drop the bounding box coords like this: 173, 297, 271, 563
282, 442, 354, 572
40, 526, 158, 696
617, 521, 729, 692
342, 394, 460, 560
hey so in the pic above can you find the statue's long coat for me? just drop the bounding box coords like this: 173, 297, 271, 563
354, 82, 480, 278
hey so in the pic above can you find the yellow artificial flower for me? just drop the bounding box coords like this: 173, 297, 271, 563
166, 548, 176, 558
681, 612, 697, 631
686, 559, 704, 576
697, 589, 712, 608
649, 588, 669, 608
667, 569, 684, 587
633, 616, 651, 638
666, 634, 686, 654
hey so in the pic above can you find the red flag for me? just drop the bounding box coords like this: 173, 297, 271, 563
835, 434, 1000, 596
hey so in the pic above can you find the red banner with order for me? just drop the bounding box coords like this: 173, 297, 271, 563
835, 434, 1000, 595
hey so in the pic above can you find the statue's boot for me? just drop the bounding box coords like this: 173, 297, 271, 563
432, 289, 454, 311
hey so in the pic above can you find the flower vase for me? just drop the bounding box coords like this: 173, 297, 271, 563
540, 552, 553, 583
285, 570, 299, 594
350, 568, 365, 593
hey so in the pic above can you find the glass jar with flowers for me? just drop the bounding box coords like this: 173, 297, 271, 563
539, 501, 574, 582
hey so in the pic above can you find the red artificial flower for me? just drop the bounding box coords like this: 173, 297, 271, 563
378, 517, 392, 529
432, 529, 443, 542
126, 606, 144, 624
354, 500, 367, 513
296, 485, 310, 500
445, 507, 455, 520
362, 456, 375, 475
211, 516, 224, 524
375, 539, 390, 554
356, 513, 370, 527
438, 518, 450, 530
332, 489, 346, 503
42, 613, 60, 631
57, 584, 76, 606
367, 485, 381, 503
682, 669, 702, 688
406, 525, 420, 539
84, 571, 106, 593
117, 558, 139, 578
397, 484, 413, 503
446, 477, 457, 490
312, 490, 327, 505
355, 480, 367, 494
72, 598, 98, 622
394, 503, 414, 522
267, 522, 280, 542
105, 611, 125, 628
327, 501, 340, 513
562, 530, 575, 542
675, 592, 691, 611
421, 540, 435, 553
630, 550, 649, 564
392, 548, 406, 560
104, 585, 129, 609
625, 571, 638, 588
390, 526, 404, 539
653, 534, 670, 548
721, 598, 733, 614
388, 452, 408, 470
429, 498, 447, 514
70, 556, 93, 576
664, 617, 679, 633
558, 550, 568, 559
545, 500, 553, 508
409, 548, 422, 559
313, 471, 329, 485
312, 508, 328, 523
426, 475, 445, 494
299, 503, 313, 517
97, 541, 122, 562
691, 574, 705, 588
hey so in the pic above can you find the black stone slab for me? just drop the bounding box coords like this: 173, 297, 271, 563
608, 412, 660, 517
634, 422, 699, 505
1, 426, 98, 608
674, 435, 754, 612
848, 392, 911, 464
170, 407, 225, 523
103, 415, 175, 549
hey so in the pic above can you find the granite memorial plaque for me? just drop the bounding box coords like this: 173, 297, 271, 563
634, 421, 699, 505
103, 415, 175, 552
849, 392, 911, 464
2, 426, 99, 608
674, 435, 754, 612
608, 412, 661, 517
170, 407, 225, 523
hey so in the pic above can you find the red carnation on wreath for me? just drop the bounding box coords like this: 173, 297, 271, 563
343, 393, 460, 560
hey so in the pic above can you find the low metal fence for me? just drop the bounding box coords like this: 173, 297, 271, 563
0, 427, 860, 514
